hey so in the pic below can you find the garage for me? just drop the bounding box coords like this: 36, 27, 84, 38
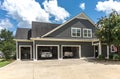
62, 45, 80, 59
36, 45, 59, 60
20, 45, 32, 60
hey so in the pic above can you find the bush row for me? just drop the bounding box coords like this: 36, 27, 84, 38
98, 53, 120, 60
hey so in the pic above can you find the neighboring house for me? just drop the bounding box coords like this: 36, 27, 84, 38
15, 12, 110, 61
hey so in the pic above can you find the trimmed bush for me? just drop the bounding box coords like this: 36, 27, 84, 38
113, 54, 120, 60
98, 54, 105, 60
109, 53, 114, 60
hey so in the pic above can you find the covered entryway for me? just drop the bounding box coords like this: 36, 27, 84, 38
19, 45, 32, 60
61, 45, 80, 59
36, 45, 59, 60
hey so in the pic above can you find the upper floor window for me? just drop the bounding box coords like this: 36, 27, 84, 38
83, 28, 92, 38
71, 28, 81, 37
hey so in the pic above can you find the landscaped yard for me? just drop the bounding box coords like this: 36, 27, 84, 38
0, 59, 13, 67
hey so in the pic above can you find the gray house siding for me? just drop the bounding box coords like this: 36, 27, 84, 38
81, 43, 94, 57
46, 19, 96, 39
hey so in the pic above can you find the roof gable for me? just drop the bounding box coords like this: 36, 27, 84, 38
41, 12, 96, 37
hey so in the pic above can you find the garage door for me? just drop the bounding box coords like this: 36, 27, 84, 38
62, 45, 81, 59
37, 45, 59, 60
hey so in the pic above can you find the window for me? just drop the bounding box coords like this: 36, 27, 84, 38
71, 28, 81, 37
83, 28, 92, 38
111, 45, 117, 52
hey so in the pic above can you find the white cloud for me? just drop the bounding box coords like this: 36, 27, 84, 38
1, 0, 50, 28
43, 0, 70, 23
1, 0, 70, 28
96, 0, 120, 14
79, 3, 85, 10
0, 18, 13, 31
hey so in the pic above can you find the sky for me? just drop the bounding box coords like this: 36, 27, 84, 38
0, 0, 120, 35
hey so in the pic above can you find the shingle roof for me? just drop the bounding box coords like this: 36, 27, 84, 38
15, 28, 31, 39
31, 21, 60, 37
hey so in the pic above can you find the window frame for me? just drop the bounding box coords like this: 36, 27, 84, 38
83, 28, 92, 38
111, 45, 116, 52
71, 27, 81, 37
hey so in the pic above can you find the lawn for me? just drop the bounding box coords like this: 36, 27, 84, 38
0, 59, 13, 68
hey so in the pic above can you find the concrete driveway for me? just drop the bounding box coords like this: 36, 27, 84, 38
1, 59, 120, 79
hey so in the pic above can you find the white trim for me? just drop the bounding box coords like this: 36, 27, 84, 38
16, 41, 19, 60
14, 39, 33, 42
36, 45, 59, 60
83, 28, 92, 38
71, 27, 81, 37
31, 38, 99, 42
19, 45, 32, 60
110, 45, 116, 52
61, 45, 81, 59
41, 12, 96, 37
79, 45, 81, 58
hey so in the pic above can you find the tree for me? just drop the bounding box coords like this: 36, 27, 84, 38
96, 11, 120, 54
0, 29, 15, 60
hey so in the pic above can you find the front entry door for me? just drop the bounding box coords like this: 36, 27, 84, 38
21, 47, 30, 60
95, 46, 98, 58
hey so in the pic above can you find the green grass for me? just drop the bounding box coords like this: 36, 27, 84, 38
0, 59, 13, 68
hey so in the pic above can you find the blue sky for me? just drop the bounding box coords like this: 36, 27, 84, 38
0, 0, 120, 35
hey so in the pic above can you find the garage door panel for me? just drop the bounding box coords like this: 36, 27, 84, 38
37, 46, 58, 60
62, 46, 80, 59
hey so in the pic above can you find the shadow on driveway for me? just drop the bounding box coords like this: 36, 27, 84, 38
83, 58, 120, 65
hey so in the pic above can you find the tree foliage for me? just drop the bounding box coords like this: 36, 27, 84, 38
96, 11, 120, 53
0, 29, 15, 60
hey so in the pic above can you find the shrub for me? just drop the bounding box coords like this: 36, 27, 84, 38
109, 53, 114, 60
98, 54, 105, 60
113, 54, 120, 60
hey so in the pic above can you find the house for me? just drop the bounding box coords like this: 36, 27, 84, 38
15, 12, 110, 61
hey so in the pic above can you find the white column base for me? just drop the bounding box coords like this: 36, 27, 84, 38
58, 58, 63, 60
33, 59, 37, 61
17, 59, 20, 60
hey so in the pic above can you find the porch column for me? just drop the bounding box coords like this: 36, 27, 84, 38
33, 40, 37, 61
61, 46, 63, 60
107, 45, 109, 59
16, 41, 20, 60
98, 41, 102, 55
79, 45, 81, 59
58, 46, 60, 60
